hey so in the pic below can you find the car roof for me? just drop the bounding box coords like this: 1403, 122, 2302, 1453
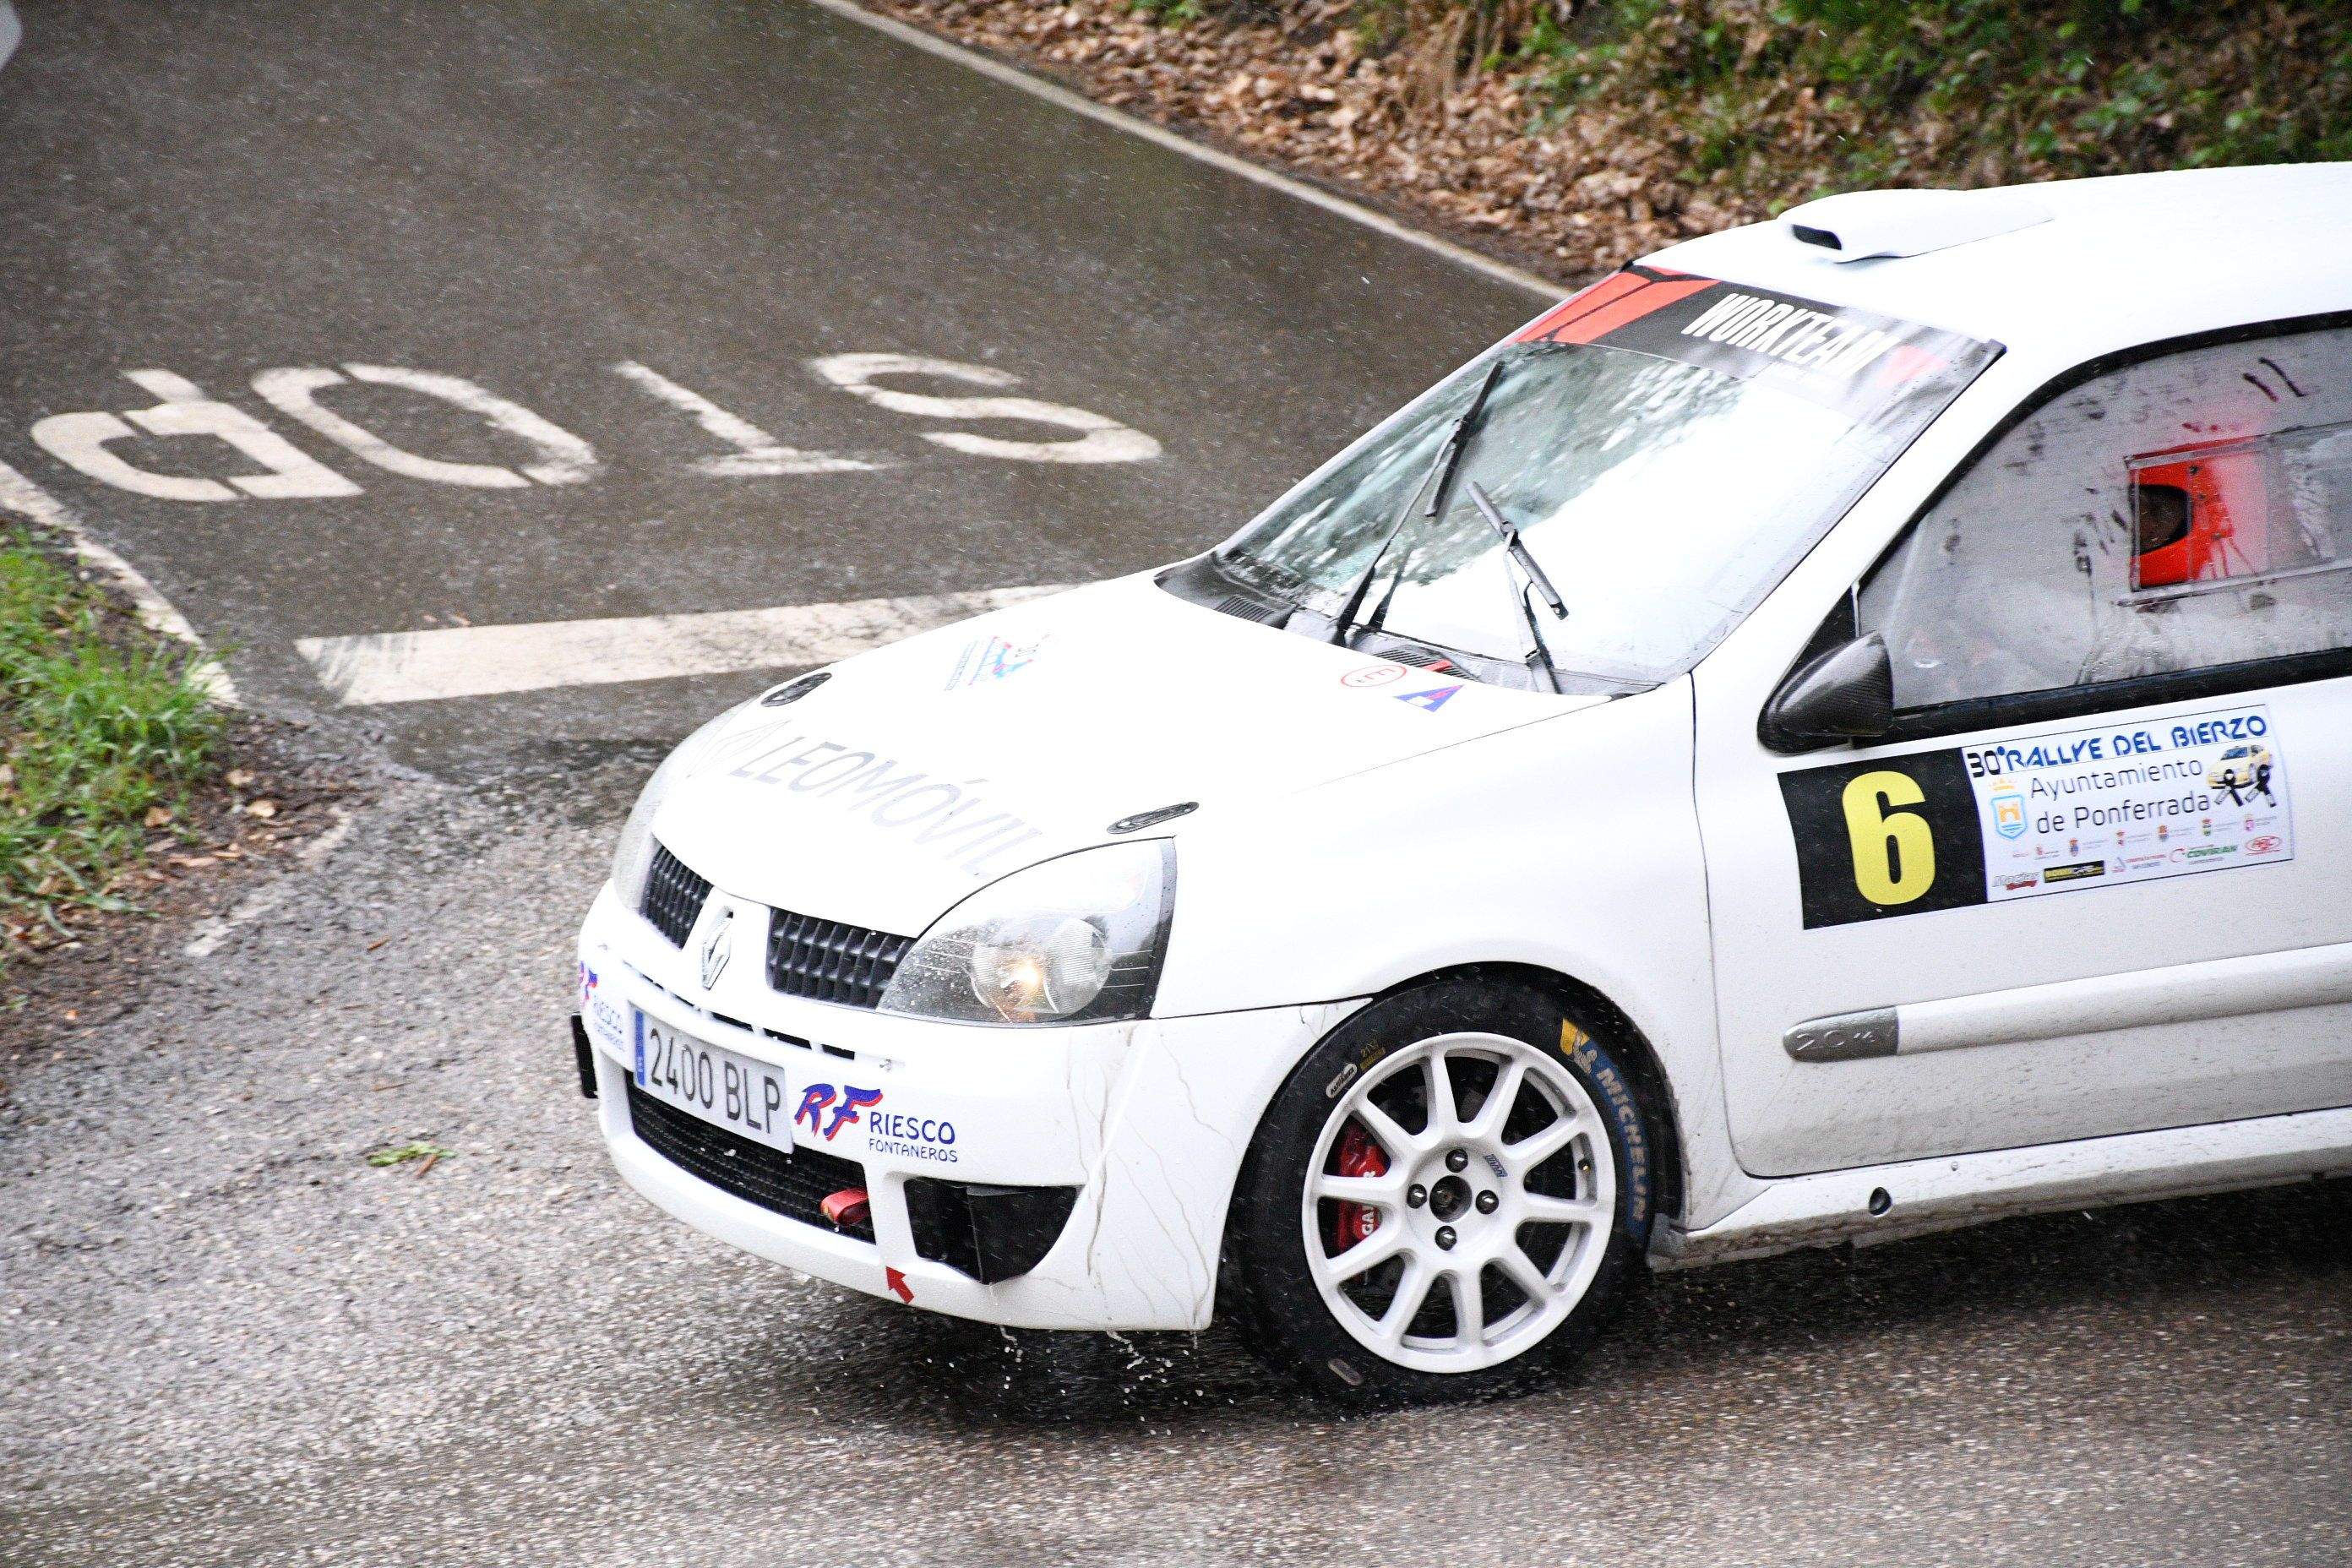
1644, 164, 2352, 373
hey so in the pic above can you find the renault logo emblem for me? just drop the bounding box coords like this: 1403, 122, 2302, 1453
699, 906, 734, 991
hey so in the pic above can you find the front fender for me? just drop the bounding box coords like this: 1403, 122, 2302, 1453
1155, 678, 1738, 1223
1160, 681, 1704, 1017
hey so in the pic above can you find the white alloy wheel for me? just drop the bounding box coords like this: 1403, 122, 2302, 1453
1300, 1030, 1615, 1375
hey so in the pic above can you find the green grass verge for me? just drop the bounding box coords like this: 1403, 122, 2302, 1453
1, 531, 225, 950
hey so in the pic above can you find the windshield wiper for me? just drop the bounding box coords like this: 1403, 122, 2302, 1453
1465, 480, 1567, 694
1326, 357, 1505, 645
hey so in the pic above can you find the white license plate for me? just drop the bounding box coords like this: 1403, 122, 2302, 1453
633, 1012, 795, 1152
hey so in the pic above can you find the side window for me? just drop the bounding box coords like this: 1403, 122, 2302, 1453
1858, 324, 2352, 712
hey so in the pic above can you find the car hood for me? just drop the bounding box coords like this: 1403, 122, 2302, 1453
651, 572, 1598, 934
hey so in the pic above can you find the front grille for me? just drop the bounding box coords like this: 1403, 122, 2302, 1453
623, 1079, 874, 1241
766, 908, 912, 1010
640, 842, 711, 947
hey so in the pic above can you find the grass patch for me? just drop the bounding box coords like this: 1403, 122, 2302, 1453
1, 531, 226, 951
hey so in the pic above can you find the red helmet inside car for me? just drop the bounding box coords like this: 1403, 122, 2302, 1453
2129, 441, 2275, 591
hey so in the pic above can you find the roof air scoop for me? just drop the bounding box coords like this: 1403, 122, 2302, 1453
1781, 188, 2055, 262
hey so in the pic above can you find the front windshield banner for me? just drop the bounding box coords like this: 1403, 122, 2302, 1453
1516, 264, 2001, 426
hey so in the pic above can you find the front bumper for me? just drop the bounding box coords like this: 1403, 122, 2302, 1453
578, 881, 1359, 1331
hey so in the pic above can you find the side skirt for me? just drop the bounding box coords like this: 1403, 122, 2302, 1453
1650, 1103, 2352, 1270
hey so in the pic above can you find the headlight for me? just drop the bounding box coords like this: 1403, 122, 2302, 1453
879, 841, 1175, 1026
609, 707, 743, 910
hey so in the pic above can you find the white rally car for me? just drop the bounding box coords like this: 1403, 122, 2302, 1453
575, 165, 2352, 1403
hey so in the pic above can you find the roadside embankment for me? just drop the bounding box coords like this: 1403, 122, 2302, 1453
855, 0, 2352, 280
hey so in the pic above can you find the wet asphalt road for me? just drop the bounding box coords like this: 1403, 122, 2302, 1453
0, 0, 1536, 776
7, 775, 2349, 1567
3, 4, 2349, 1565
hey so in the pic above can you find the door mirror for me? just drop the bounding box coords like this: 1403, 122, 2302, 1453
1760, 632, 1894, 753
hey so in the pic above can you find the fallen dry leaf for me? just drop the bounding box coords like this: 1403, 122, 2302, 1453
226, 768, 255, 788
246, 800, 278, 819
144, 806, 173, 828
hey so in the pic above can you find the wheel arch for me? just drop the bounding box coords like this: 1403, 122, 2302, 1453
1413, 961, 1689, 1230
1214, 960, 1690, 1300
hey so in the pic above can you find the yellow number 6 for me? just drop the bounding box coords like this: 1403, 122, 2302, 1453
1841, 770, 1936, 906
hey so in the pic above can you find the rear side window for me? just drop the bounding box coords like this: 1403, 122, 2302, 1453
1858, 324, 2352, 712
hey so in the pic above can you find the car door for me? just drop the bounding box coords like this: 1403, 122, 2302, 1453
1694, 316, 2352, 1178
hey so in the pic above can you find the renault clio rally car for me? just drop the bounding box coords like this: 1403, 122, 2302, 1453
574, 166, 2352, 1404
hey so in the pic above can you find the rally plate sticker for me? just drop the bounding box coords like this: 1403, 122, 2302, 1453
1779, 704, 2292, 928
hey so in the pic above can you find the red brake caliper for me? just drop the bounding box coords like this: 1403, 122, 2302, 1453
1330, 1120, 1391, 1252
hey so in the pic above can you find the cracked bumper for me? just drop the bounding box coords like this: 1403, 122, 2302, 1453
579, 882, 1361, 1331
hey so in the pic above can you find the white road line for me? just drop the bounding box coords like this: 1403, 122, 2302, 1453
182, 805, 355, 958
0, 460, 241, 704
788, 0, 1563, 302
297, 584, 1080, 705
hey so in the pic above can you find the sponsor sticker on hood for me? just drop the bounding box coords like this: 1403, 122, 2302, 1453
719, 729, 1047, 879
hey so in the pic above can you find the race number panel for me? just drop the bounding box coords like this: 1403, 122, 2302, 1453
1779, 749, 1985, 928
1778, 704, 2294, 928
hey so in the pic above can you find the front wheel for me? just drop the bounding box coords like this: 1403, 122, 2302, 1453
1225, 977, 1657, 1405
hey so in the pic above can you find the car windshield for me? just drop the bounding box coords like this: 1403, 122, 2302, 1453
1210, 272, 2001, 689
